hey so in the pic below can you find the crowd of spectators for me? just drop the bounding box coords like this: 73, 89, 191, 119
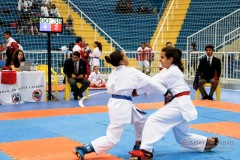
116, 0, 132, 14
116, 0, 157, 14
14, 0, 61, 36
65, 15, 74, 35
16, 1, 75, 36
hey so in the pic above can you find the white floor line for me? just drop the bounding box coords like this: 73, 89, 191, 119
79, 91, 107, 107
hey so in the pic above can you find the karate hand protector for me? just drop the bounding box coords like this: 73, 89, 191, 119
164, 89, 174, 103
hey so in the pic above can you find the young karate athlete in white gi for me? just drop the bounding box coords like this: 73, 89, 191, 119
73, 50, 170, 160
88, 66, 106, 87
129, 47, 219, 159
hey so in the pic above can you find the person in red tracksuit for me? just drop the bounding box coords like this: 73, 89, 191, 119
136, 42, 150, 75
80, 42, 91, 76
4, 31, 19, 66
145, 41, 154, 73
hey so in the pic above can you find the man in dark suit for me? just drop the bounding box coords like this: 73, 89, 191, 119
63, 51, 90, 100
196, 45, 221, 100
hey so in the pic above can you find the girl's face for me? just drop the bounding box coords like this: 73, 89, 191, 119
18, 52, 24, 61
93, 67, 98, 73
160, 51, 172, 69
93, 43, 97, 48
119, 52, 129, 66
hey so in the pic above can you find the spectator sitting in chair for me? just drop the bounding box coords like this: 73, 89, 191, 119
116, 0, 125, 13
28, 19, 38, 35
126, 0, 132, 13
17, 20, 28, 35
196, 45, 221, 100
50, 4, 60, 17
18, 0, 32, 12
42, 0, 52, 7
63, 51, 90, 100
41, 2, 49, 17
65, 15, 74, 35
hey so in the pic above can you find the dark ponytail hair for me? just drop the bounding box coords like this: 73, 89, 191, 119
95, 41, 102, 51
105, 50, 123, 67
161, 47, 184, 72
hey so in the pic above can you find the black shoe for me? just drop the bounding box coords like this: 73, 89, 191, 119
73, 92, 77, 96
74, 96, 78, 100
78, 93, 83, 98
208, 96, 214, 100
73, 92, 78, 100
202, 95, 209, 100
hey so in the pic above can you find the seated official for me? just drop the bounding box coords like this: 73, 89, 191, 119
10, 49, 25, 71
63, 51, 90, 100
196, 45, 221, 100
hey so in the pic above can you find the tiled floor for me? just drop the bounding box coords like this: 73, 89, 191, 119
0, 86, 239, 160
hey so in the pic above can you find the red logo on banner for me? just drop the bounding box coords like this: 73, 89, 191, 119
12, 93, 21, 103
32, 89, 42, 101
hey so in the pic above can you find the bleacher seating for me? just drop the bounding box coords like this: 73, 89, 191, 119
0, 0, 78, 51
1, 0, 239, 53
0, 0, 164, 51
66, 0, 160, 51
175, 0, 240, 50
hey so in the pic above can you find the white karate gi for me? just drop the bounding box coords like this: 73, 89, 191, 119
89, 47, 101, 69
88, 71, 105, 87
140, 65, 207, 153
91, 65, 167, 154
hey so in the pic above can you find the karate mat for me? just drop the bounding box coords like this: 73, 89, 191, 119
0, 88, 239, 160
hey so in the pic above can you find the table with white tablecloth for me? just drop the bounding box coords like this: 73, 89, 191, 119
0, 71, 46, 105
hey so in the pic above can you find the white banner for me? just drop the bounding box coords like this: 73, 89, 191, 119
0, 71, 46, 105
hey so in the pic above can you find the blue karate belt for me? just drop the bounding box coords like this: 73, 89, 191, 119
112, 94, 132, 101
93, 57, 99, 59
136, 109, 147, 115
111, 94, 147, 114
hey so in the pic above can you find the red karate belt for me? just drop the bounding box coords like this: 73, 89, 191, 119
1, 71, 17, 84
174, 91, 190, 98
164, 91, 190, 105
